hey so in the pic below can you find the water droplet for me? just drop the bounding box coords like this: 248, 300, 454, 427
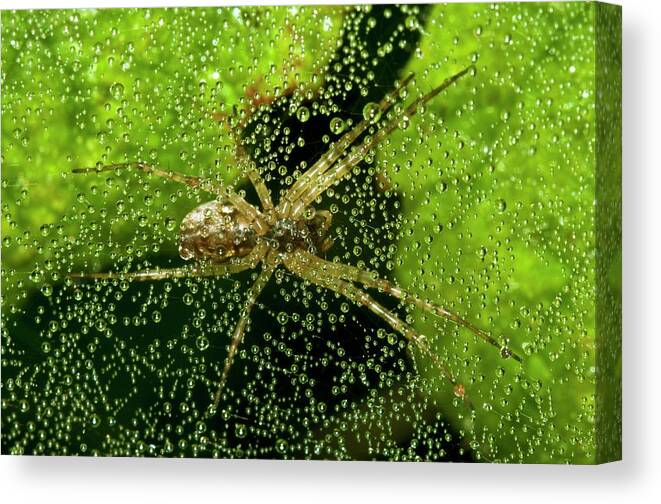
329, 117, 345, 134
296, 106, 310, 123
196, 335, 209, 351
362, 102, 382, 124
235, 423, 247, 438
109, 82, 125, 99
29, 269, 43, 283
164, 217, 176, 231
275, 438, 288, 454
405, 15, 419, 31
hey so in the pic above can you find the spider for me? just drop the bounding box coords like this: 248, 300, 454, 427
70, 66, 521, 412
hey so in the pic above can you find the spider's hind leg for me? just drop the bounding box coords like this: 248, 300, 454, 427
69, 266, 197, 282
72, 161, 217, 192
69, 253, 266, 284
211, 262, 276, 411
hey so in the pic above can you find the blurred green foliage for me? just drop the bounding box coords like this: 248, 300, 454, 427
387, 2, 600, 463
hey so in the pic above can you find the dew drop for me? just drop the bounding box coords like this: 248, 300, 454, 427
109, 82, 125, 99
362, 102, 382, 124
235, 423, 247, 438
196, 335, 209, 351
405, 15, 419, 31
329, 117, 345, 134
296, 106, 310, 123
275, 438, 288, 454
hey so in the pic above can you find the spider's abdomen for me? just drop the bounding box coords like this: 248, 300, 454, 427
178, 200, 256, 263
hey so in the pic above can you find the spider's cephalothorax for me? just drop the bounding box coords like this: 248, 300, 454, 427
71, 66, 521, 413
266, 210, 333, 256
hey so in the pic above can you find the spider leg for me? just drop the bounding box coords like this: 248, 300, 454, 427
289, 66, 473, 218
222, 108, 275, 214
72, 162, 214, 192
212, 261, 276, 409
70, 267, 196, 282
283, 253, 468, 402
70, 243, 268, 282
314, 210, 334, 253
233, 145, 273, 212
69, 260, 257, 282
247, 166, 274, 213
73, 161, 270, 233
223, 190, 271, 236
288, 250, 521, 362
277, 73, 415, 218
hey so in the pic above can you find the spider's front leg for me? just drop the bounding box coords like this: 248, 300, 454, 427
288, 249, 521, 362
277, 73, 416, 218
283, 252, 470, 404
286, 66, 473, 219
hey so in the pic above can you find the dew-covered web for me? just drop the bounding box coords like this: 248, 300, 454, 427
2, 4, 598, 462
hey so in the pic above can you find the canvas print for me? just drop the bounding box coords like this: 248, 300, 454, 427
1, 2, 621, 463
